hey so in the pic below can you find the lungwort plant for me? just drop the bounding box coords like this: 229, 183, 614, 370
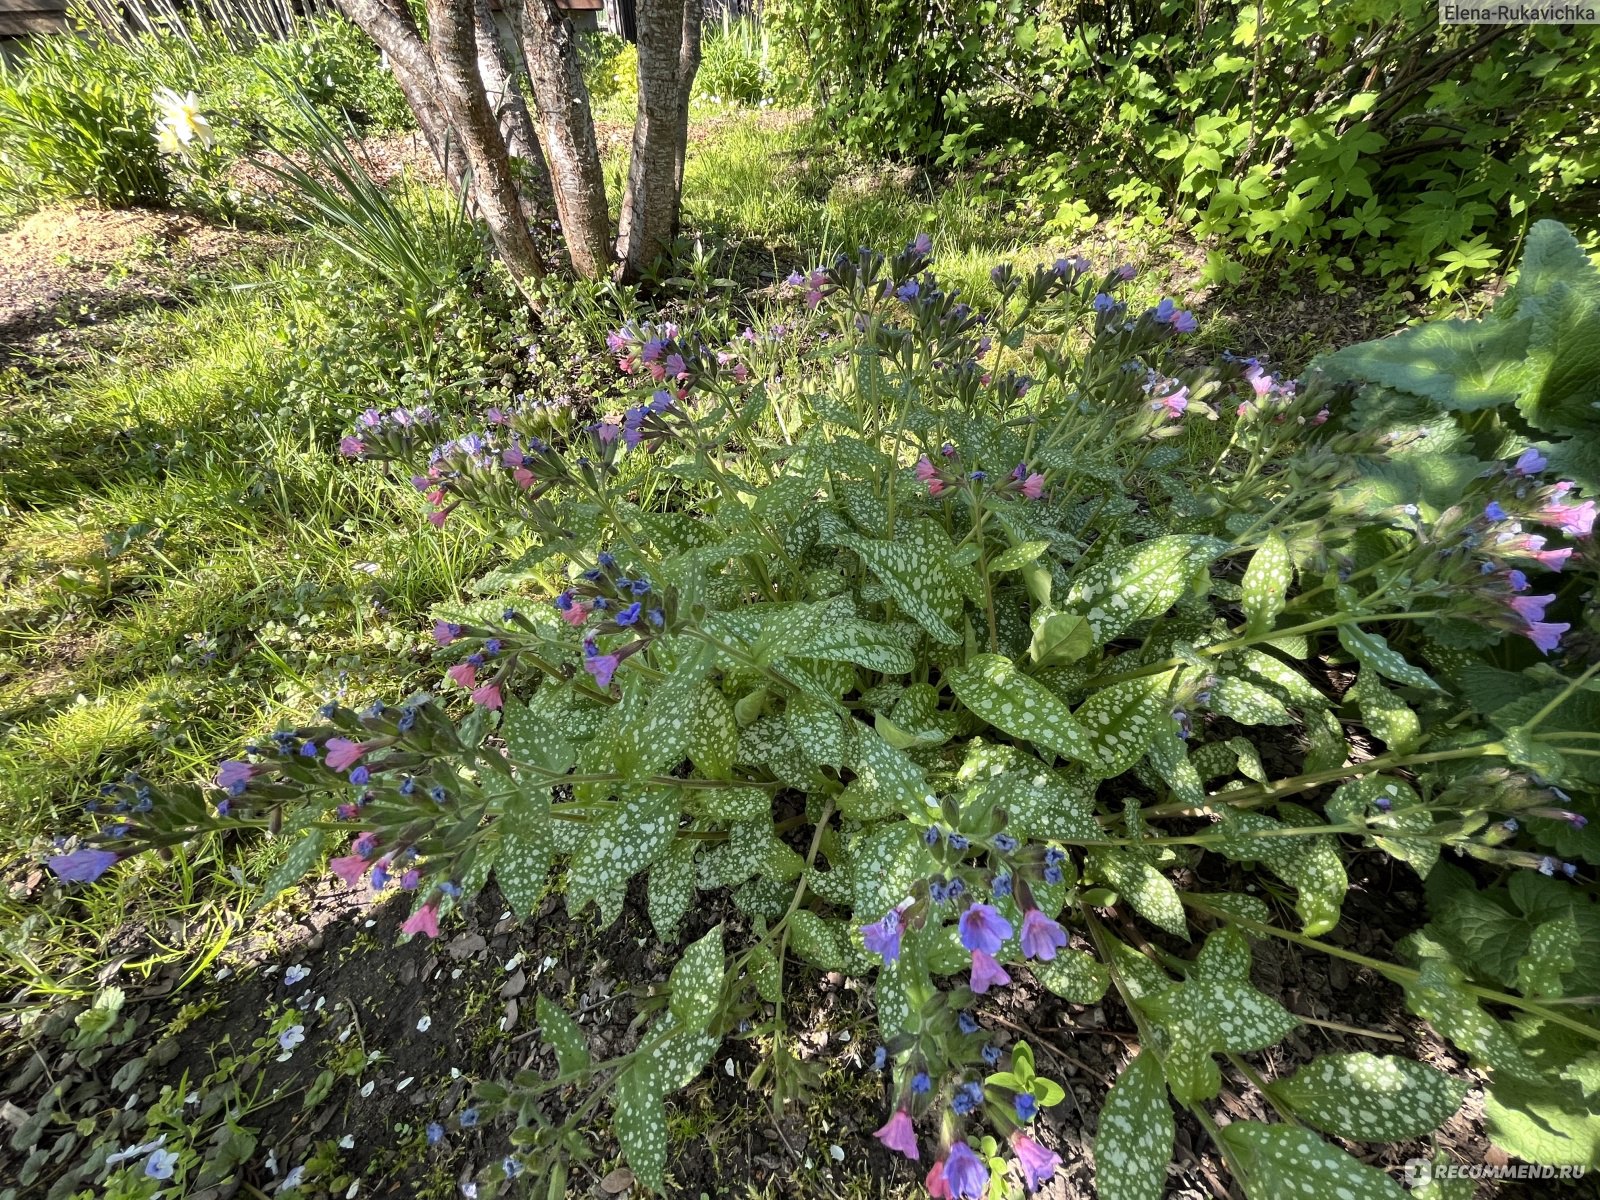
49, 229, 1600, 1197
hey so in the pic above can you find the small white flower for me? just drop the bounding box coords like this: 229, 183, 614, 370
416, 1015, 432, 1032
284, 964, 310, 987
154, 87, 214, 154
279, 1165, 306, 1191
339, 1135, 355, 1149
829, 1144, 844, 1163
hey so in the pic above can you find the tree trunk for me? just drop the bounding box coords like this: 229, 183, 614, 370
424, 0, 548, 286
336, 0, 462, 189
615, 0, 700, 282
515, 0, 614, 278
473, 0, 555, 211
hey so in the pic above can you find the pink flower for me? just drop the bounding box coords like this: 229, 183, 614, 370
1152, 387, 1188, 419
1526, 622, 1570, 655
329, 854, 370, 888
1242, 364, 1274, 398
339, 436, 366, 457
915, 456, 939, 482
446, 663, 477, 690
1019, 909, 1067, 960
1312, 407, 1330, 425
860, 908, 904, 963
969, 948, 1011, 994
1010, 1132, 1061, 1192
471, 682, 503, 709
514, 468, 536, 490
732, 363, 749, 382
873, 1109, 919, 1161
1021, 473, 1045, 501
1508, 594, 1555, 624
926, 1161, 950, 1200
560, 602, 591, 627
428, 510, 449, 529
1537, 499, 1595, 538
216, 760, 262, 789
928, 479, 946, 498
596, 422, 620, 444
432, 620, 461, 646
323, 738, 368, 772
400, 903, 440, 939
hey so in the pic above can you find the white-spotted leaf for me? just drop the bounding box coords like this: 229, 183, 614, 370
1096, 1050, 1174, 1200
1268, 1053, 1468, 1141
1216, 1122, 1408, 1200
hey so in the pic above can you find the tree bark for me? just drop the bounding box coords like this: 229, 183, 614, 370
473, 0, 555, 211
616, 0, 701, 282
514, 0, 614, 279
336, 0, 462, 188
424, 0, 548, 286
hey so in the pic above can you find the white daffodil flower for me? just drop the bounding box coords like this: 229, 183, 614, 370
154, 88, 213, 154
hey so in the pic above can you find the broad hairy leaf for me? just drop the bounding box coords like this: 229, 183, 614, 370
820, 515, 964, 644
1268, 1052, 1467, 1142
1032, 950, 1109, 1003
1087, 849, 1188, 938
947, 652, 1098, 764
535, 995, 591, 1075
1095, 1050, 1173, 1200
496, 787, 556, 919
1213, 805, 1347, 935
566, 788, 681, 926
1241, 534, 1291, 633
1337, 624, 1442, 691
668, 925, 724, 1030
1067, 535, 1226, 646
1073, 669, 1183, 779
1216, 1122, 1407, 1200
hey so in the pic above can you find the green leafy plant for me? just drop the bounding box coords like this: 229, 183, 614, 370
53, 229, 1600, 1196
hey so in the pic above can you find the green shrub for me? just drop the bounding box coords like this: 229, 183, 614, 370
0, 35, 169, 209
695, 13, 772, 108
776, 0, 1600, 295
578, 31, 637, 111
69, 226, 1600, 1195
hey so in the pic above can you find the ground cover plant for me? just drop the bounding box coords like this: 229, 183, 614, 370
3, 7, 1599, 1199
26, 215, 1600, 1197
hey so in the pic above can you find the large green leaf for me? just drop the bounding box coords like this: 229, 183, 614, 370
947, 653, 1097, 765
668, 926, 724, 1031
1066, 536, 1225, 646
820, 516, 964, 644
1217, 1123, 1407, 1200
1319, 315, 1533, 412
1072, 670, 1181, 779
1213, 806, 1347, 935
566, 788, 681, 926
496, 787, 556, 919
1095, 1050, 1173, 1200
1269, 1053, 1467, 1142
1241, 534, 1291, 634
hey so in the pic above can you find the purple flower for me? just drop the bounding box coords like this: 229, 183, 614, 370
1506, 569, 1529, 592
1509, 594, 1555, 623
1010, 1132, 1061, 1192
1485, 501, 1509, 521
1513, 448, 1548, 476
583, 649, 620, 689
1525, 621, 1570, 655
48, 847, 118, 883
957, 902, 1012, 954
1019, 909, 1067, 961
896, 280, 920, 302
873, 1109, 919, 1161
860, 907, 903, 962
1092, 292, 1114, 314
216, 760, 258, 790
910, 232, 932, 256
943, 1142, 989, 1200
969, 948, 1011, 994
616, 602, 642, 627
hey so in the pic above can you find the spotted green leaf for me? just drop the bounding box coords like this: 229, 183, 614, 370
1088, 849, 1188, 938
1032, 950, 1110, 1003
948, 653, 1098, 764
1241, 534, 1291, 634
839, 719, 933, 819
1214, 806, 1347, 935
500, 695, 576, 773
698, 819, 803, 887
496, 788, 555, 919
848, 823, 927, 920
1217, 1123, 1408, 1200
1235, 648, 1330, 709
1067, 535, 1226, 646
796, 618, 919, 673
971, 765, 1099, 842
821, 517, 964, 644
990, 539, 1053, 573
1028, 609, 1094, 666
1073, 670, 1180, 779
1353, 667, 1421, 754
669, 925, 724, 1031
535, 995, 591, 1075
1518, 917, 1578, 998
788, 910, 850, 971
1143, 978, 1298, 1053
787, 695, 849, 768
1338, 624, 1443, 691
258, 820, 325, 906
1327, 776, 1439, 878
685, 684, 738, 779
1190, 926, 1252, 981
566, 788, 680, 926
1095, 1050, 1173, 1200
1144, 721, 1205, 807
1403, 959, 1539, 1079
1161, 1037, 1222, 1103
614, 1063, 667, 1191
1269, 1053, 1468, 1142
1208, 676, 1293, 726
647, 840, 697, 941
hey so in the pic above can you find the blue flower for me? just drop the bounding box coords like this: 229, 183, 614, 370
992, 873, 1013, 899
1093, 292, 1115, 313
1486, 501, 1509, 521
1044, 864, 1064, 885
631, 578, 652, 595
555, 591, 574, 610
982, 1044, 1001, 1066
952, 1081, 985, 1116
400, 777, 417, 796
350, 766, 370, 786
425, 1122, 444, 1145
873, 1045, 887, 1071
929, 880, 949, 903
1044, 847, 1065, 867
299, 741, 318, 757
946, 877, 966, 900
958, 1011, 979, 1035
948, 832, 970, 851
911, 1071, 932, 1094
992, 834, 1018, 853
616, 602, 642, 627
1014, 1092, 1039, 1122
398, 707, 418, 732
598, 552, 617, 569
429, 785, 448, 804
503, 1156, 522, 1179
923, 827, 942, 847
648, 608, 665, 627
